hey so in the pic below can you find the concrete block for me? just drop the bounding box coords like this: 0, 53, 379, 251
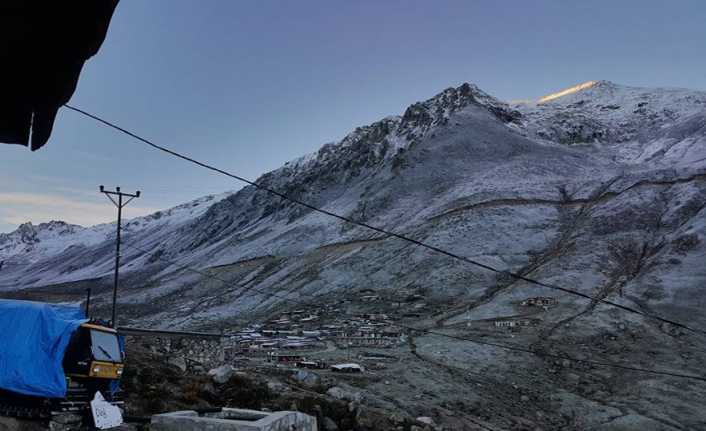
151, 408, 317, 431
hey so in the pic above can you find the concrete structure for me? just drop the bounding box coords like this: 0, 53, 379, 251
151, 408, 316, 431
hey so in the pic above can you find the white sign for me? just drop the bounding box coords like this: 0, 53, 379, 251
91, 391, 124, 429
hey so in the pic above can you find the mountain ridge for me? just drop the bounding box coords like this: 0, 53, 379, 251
3, 80, 706, 429
1, 80, 704, 307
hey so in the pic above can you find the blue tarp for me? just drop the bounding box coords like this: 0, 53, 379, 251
0, 299, 87, 398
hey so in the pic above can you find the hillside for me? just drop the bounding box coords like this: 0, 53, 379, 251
2, 80, 706, 429
2, 81, 704, 325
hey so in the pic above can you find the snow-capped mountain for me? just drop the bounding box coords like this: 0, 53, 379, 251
0, 193, 230, 284
513, 80, 706, 165
3, 79, 704, 430
1, 80, 705, 334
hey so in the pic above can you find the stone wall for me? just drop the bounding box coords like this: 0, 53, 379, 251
131, 337, 233, 371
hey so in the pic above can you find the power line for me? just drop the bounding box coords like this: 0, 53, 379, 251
122, 241, 706, 383
64, 103, 706, 337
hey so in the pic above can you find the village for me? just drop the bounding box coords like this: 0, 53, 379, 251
144, 292, 560, 379
146, 291, 411, 376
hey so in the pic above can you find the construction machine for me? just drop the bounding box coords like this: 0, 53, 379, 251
0, 300, 124, 419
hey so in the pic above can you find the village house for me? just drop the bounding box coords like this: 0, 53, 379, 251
331, 363, 364, 373
520, 297, 557, 307
494, 318, 540, 329
296, 360, 327, 370
302, 330, 322, 338
267, 352, 304, 364
337, 326, 404, 347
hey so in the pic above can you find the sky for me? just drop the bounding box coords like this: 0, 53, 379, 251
2, 0, 706, 233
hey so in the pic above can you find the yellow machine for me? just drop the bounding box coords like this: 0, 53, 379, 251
64, 323, 124, 381
0, 319, 124, 418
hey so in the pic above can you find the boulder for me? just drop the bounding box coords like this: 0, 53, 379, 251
168, 356, 187, 373
322, 416, 339, 431
267, 380, 288, 393
417, 416, 435, 426
292, 370, 321, 388
389, 412, 406, 425
208, 364, 236, 384
326, 386, 363, 403
50, 413, 82, 425
0, 417, 45, 431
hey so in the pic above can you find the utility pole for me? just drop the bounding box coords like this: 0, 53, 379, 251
85, 288, 92, 317
100, 185, 140, 328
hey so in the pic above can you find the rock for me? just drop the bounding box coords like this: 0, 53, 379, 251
0, 417, 20, 431
326, 386, 363, 403
48, 412, 84, 431
168, 356, 187, 372
267, 380, 288, 392
356, 406, 396, 429
599, 413, 675, 430
567, 373, 581, 383
348, 401, 359, 413
292, 370, 321, 387
202, 381, 219, 398
208, 364, 236, 384
50, 413, 82, 425
322, 416, 339, 431
417, 416, 435, 426
520, 395, 530, 402
389, 412, 406, 425
595, 390, 611, 399
0, 417, 45, 431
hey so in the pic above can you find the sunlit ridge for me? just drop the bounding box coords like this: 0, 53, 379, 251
538, 80, 599, 104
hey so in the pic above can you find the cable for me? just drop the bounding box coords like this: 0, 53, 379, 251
65, 103, 706, 337
122, 240, 706, 383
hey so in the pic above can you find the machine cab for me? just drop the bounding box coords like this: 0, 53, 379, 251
63, 323, 124, 380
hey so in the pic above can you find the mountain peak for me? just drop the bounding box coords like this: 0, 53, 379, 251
400, 82, 521, 131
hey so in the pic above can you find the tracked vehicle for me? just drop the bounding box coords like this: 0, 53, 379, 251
0, 300, 124, 419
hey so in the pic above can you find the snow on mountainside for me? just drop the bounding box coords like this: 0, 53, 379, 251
0, 221, 95, 264
3, 79, 705, 429
513, 80, 706, 166
0, 193, 230, 286
1, 80, 705, 329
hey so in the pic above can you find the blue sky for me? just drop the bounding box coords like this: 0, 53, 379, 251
2, 0, 706, 233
